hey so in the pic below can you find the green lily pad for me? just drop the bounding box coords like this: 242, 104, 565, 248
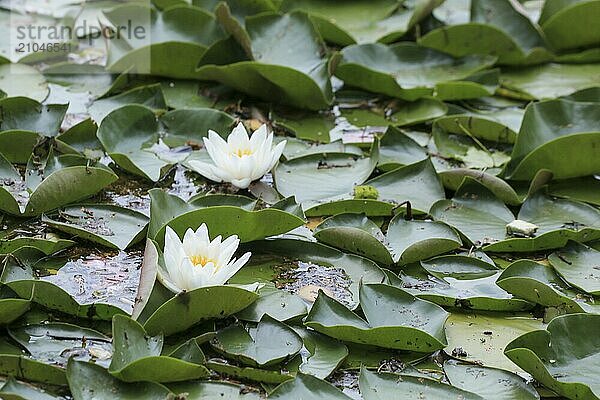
168, 380, 261, 399
370, 158, 446, 213
300, 156, 443, 217
88, 84, 167, 123
335, 43, 496, 101
109, 315, 209, 382
269, 373, 351, 399
97, 105, 171, 181
0, 237, 74, 256
272, 109, 337, 143
387, 217, 462, 264
504, 99, 600, 180
394, 263, 533, 312
433, 107, 523, 145
281, 0, 441, 45
274, 140, 379, 205
549, 242, 600, 296
445, 311, 544, 374
105, 4, 225, 79
67, 359, 172, 400
0, 64, 49, 102
55, 118, 103, 160
42, 204, 148, 250
439, 169, 523, 206
540, 0, 600, 52
0, 97, 66, 137
236, 283, 308, 323
0, 377, 61, 400
305, 283, 448, 351
360, 367, 483, 399
501, 63, 600, 99
497, 259, 600, 314
314, 213, 393, 265
160, 108, 235, 147
444, 360, 540, 400
197, 12, 333, 110
431, 178, 600, 251
549, 176, 600, 206
422, 255, 499, 279
378, 126, 428, 171
420, 0, 552, 66
505, 313, 600, 399
0, 151, 118, 217
142, 285, 259, 336
155, 205, 304, 247
211, 315, 302, 367
0, 288, 30, 325
293, 328, 348, 379
206, 359, 295, 384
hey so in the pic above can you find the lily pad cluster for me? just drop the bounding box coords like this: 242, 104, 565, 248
1, 0, 600, 399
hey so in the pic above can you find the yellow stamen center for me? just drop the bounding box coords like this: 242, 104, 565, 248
189, 255, 215, 267
233, 148, 253, 157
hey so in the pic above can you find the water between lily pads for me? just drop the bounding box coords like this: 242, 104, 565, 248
42, 247, 143, 313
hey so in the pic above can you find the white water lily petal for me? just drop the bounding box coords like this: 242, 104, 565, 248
188, 123, 286, 189
162, 224, 252, 291
187, 160, 223, 183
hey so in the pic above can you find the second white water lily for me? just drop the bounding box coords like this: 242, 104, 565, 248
162, 224, 251, 291
188, 122, 286, 189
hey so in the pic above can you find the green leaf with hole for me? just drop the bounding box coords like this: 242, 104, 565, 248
505, 313, 600, 399
305, 283, 448, 351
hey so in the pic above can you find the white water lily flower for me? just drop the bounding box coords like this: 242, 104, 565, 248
188, 123, 286, 189
163, 224, 251, 291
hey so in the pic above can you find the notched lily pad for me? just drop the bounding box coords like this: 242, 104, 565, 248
211, 315, 302, 367
304, 283, 448, 351
505, 313, 600, 399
